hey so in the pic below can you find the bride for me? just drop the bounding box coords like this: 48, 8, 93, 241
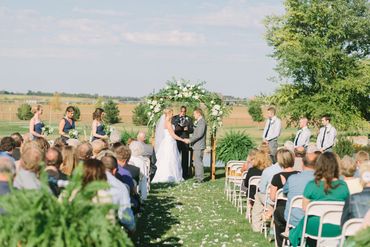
152, 108, 187, 183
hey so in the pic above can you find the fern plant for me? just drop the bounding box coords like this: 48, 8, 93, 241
334, 136, 355, 158
216, 131, 256, 163
0, 167, 133, 247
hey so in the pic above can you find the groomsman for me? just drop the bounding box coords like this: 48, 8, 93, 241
316, 115, 337, 152
172, 106, 193, 179
262, 107, 281, 161
293, 117, 311, 149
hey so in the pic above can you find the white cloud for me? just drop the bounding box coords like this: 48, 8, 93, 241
193, 4, 282, 29
122, 30, 206, 46
72, 7, 128, 17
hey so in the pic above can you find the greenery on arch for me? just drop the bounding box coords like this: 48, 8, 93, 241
145, 79, 229, 136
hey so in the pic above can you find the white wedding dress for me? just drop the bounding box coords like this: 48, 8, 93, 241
152, 117, 183, 183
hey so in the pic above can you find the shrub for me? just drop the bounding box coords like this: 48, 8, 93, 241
132, 103, 149, 126
248, 100, 264, 123
216, 131, 256, 163
16, 103, 33, 120
104, 100, 121, 124
334, 136, 355, 158
121, 129, 138, 145
72, 105, 81, 121
0, 168, 133, 246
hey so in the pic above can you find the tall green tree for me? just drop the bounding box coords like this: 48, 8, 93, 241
265, 0, 370, 130
104, 100, 121, 124
248, 99, 264, 123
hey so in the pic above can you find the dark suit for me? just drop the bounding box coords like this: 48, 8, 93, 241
172, 114, 194, 179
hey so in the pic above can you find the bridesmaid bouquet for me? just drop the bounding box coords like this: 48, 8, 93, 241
69, 129, 79, 139
104, 124, 113, 136
42, 126, 55, 136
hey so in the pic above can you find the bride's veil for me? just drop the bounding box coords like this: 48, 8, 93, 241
154, 114, 166, 152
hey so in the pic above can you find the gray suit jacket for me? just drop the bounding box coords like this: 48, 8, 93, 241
190, 118, 207, 150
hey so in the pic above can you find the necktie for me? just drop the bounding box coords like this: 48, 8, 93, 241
295, 130, 302, 146
264, 119, 271, 138
321, 127, 327, 148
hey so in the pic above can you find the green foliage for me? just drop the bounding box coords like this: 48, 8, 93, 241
16, 103, 33, 120
248, 99, 264, 122
216, 131, 256, 163
132, 103, 149, 126
72, 105, 81, 121
353, 226, 370, 247
265, 0, 370, 130
0, 168, 133, 246
333, 136, 355, 158
95, 97, 105, 109
104, 100, 121, 124
121, 129, 139, 145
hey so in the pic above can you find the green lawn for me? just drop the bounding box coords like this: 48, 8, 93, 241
133, 168, 273, 247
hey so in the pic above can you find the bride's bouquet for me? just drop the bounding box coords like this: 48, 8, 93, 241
69, 129, 79, 139
42, 126, 55, 136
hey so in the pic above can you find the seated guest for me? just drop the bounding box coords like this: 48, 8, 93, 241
251, 148, 281, 232
0, 157, 15, 214
115, 146, 140, 186
101, 155, 135, 232
293, 146, 305, 171
0, 137, 16, 164
129, 141, 148, 201
354, 151, 369, 177
341, 161, 370, 226
137, 131, 156, 180
340, 155, 363, 194
10, 132, 23, 161
241, 148, 258, 173
45, 147, 65, 196
289, 152, 350, 247
53, 137, 66, 150
270, 149, 300, 247
34, 137, 50, 157
91, 139, 108, 159
0, 157, 14, 195
283, 147, 320, 228
82, 159, 135, 233
60, 146, 77, 177
243, 150, 270, 200
13, 144, 43, 190
76, 142, 93, 163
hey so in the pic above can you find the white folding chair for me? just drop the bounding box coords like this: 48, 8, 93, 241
236, 171, 248, 213
300, 201, 344, 247
226, 162, 245, 201
231, 167, 244, 206
261, 183, 273, 238
281, 195, 303, 247
246, 176, 261, 222
271, 189, 287, 247
339, 218, 363, 247
143, 157, 151, 194
224, 160, 245, 196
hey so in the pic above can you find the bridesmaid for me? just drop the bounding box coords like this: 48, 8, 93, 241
58, 106, 76, 143
91, 108, 108, 141
29, 105, 45, 139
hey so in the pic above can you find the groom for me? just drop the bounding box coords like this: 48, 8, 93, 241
185, 108, 207, 183
172, 106, 193, 179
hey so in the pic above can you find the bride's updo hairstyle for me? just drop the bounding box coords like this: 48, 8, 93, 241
164, 108, 173, 121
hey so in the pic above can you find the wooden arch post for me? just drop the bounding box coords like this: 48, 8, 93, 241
210, 131, 217, 181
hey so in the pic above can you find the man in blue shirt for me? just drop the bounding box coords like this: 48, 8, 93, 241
283, 145, 320, 227
0, 137, 16, 165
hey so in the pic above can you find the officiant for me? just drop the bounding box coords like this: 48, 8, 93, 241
172, 106, 194, 179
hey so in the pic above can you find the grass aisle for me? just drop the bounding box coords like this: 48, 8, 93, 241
133, 169, 273, 247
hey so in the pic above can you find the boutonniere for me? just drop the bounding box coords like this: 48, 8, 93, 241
194, 120, 198, 127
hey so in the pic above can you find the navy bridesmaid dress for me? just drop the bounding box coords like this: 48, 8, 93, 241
92, 123, 106, 141
61, 118, 75, 142
33, 121, 44, 138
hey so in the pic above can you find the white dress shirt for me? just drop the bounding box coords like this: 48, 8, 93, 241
316, 124, 337, 150
262, 116, 282, 141
294, 126, 311, 148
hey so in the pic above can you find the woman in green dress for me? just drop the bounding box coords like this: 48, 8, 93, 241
289, 152, 350, 247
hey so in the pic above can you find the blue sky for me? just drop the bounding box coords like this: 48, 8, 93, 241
0, 0, 283, 98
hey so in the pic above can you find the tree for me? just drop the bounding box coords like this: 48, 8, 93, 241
72, 105, 81, 121
132, 103, 149, 126
104, 100, 121, 124
17, 103, 33, 120
265, 0, 370, 130
95, 97, 105, 109
248, 99, 264, 123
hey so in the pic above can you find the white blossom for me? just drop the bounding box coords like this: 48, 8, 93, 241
154, 105, 161, 113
